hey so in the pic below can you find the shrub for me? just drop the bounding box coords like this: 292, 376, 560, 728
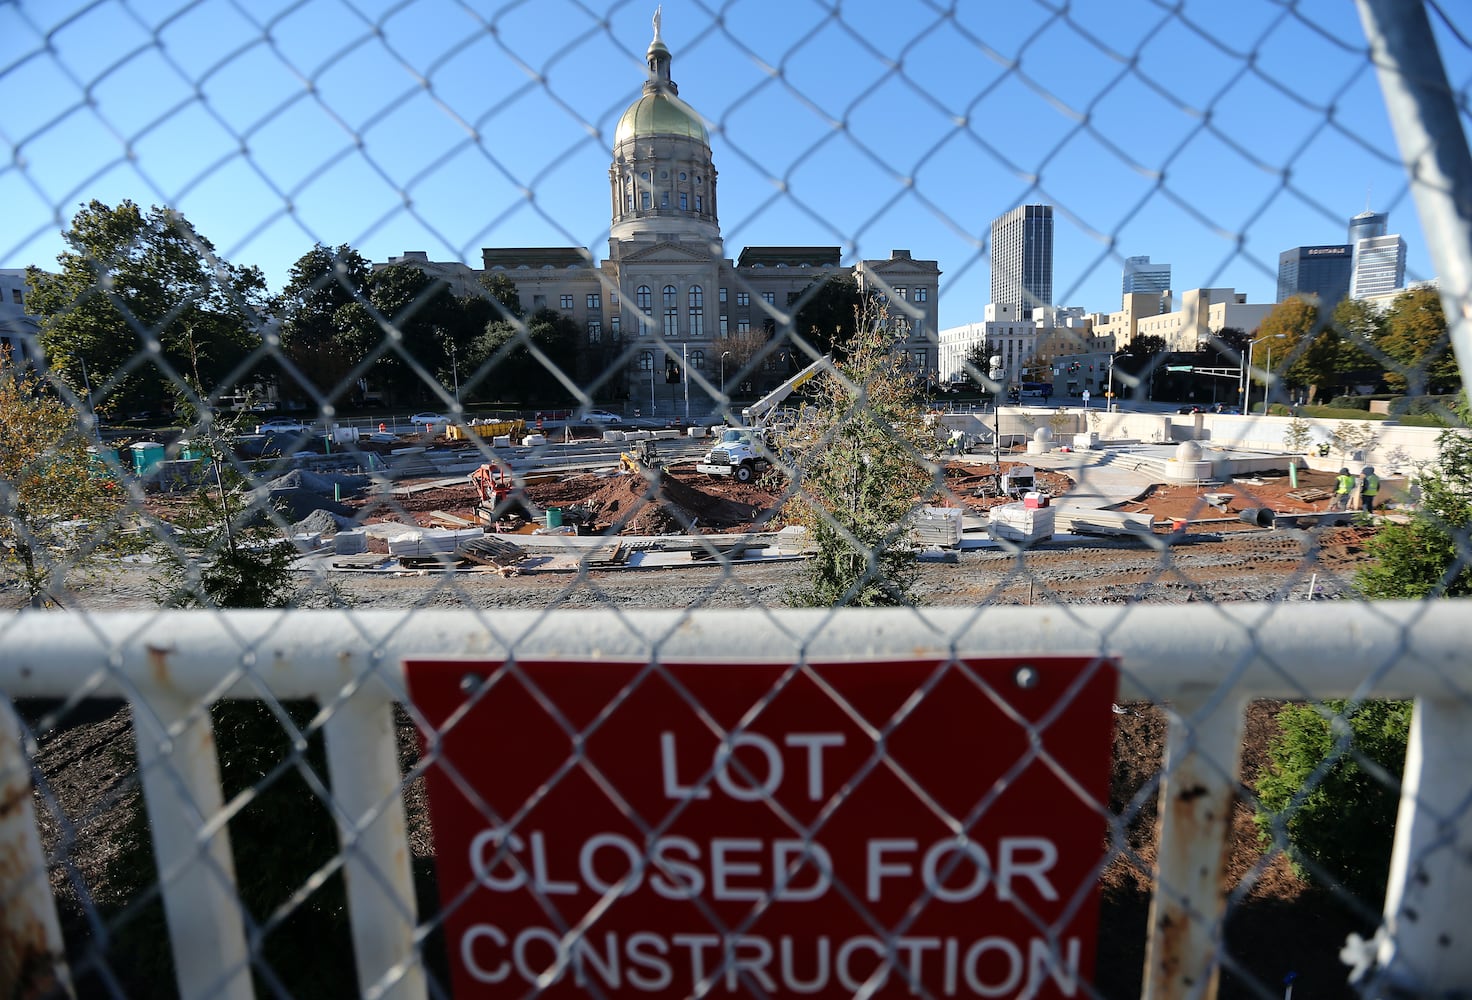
1256, 700, 1411, 903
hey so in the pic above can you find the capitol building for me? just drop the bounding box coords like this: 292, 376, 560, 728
386, 12, 939, 413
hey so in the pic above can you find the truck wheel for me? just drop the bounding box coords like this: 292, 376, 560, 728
735, 463, 754, 483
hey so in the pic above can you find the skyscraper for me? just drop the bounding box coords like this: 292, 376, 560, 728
1277, 245, 1352, 305
1121, 255, 1170, 296
989, 205, 1053, 317
1350, 234, 1407, 298
1348, 209, 1388, 247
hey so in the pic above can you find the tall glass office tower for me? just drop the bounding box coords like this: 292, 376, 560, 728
989, 205, 1053, 317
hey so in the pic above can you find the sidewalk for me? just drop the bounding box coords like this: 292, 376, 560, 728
1015, 450, 1157, 514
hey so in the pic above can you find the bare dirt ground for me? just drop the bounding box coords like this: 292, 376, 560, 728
30, 458, 1392, 995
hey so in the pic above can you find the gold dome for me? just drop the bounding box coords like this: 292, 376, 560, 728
614, 91, 709, 146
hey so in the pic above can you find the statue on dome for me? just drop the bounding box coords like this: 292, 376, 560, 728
653, 6, 662, 43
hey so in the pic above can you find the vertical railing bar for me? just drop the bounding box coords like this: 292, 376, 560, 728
1368, 697, 1472, 992
321, 687, 427, 1000
0, 699, 73, 998
1142, 693, 1247, 1000
1356, 0, 1472, 404
131, 684, 253, 1000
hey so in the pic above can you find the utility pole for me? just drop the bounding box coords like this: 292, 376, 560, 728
989, 354, 1004, 472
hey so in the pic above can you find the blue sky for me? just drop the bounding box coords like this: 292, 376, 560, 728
3, 0, 1470, 326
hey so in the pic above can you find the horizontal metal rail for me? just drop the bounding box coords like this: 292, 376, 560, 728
2, 603, 1468, 999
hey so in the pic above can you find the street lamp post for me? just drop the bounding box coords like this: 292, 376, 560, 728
989, 354, 1004, 472
449, 341, 459, 403
720, 350, 731, 392
1243, 334, 1287, 415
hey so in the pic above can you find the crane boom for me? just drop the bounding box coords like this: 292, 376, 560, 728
740, 355, 831, 426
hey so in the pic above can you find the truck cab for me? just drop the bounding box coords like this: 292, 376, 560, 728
696, 427, 771, 482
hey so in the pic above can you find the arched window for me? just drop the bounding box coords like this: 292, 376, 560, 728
639, 351, 653, 371
688, 285, 704, 338
636, 285, 652, 312
691, 350, 704, 369
663, 284, 679, 337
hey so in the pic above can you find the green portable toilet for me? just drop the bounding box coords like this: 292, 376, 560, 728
177, 439, 207, 462
131, 441, 165, 477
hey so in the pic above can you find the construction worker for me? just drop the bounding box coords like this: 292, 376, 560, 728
1360, 466, 1380, 515
1333, 467, 1355, 511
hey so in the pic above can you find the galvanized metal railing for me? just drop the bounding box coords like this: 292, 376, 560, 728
2, 604, 1469, 998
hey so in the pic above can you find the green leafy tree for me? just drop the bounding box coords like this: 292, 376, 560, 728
790, 274, 872, 360
478, 270, 525, 320
781, 305, 934, 607
463, 307, 581, 404
1357, 428, 1472, 599
1377, 286, 1458, 395
336, 264, 465, 404
275, 243, 374, 405
0, 361, 126, 606
27, 200, 267, 416
1256, 700, 1411, 903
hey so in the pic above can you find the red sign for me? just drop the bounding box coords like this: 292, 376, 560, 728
405, 657, 1118, 998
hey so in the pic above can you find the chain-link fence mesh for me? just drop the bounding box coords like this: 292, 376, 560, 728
2, 1, 1472, 997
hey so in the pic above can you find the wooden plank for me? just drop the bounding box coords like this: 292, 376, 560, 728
425, 510, 477, 528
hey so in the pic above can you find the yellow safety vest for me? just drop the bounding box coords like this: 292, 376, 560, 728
1362, 475, 1380, 496
1336, 474, 1355, 495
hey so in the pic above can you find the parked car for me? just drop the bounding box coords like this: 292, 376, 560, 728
578, 409, 622, 424
409, 412, 449, 426
1177, 405, 1203, 414
255, 418, 309, 434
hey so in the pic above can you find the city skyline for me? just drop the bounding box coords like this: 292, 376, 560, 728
2, 0, 1468, 327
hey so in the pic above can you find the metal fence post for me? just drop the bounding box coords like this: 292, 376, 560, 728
1371, 696, 1472, 992
1143, 692, 1247, 1000
1357, 0, 1472, 403
322, 686, 426, 1000
131, 683, 253, 1000
0, 700, 72, 997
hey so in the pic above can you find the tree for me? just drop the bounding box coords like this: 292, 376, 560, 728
963, 341, 996, 390
1377, 287, 1458, 395
336, 264, 471, 405
790, 274, 872, 360
27, 200, 267, 416
478, 271, 525, 321
1357, 427, 1472, 599
113, 423, 356, 995
781, 305, 933, 607
275, 244, 374, 405
462, 307, 580, 405
1256, 699, 1411, 903
0, 360, 126, 606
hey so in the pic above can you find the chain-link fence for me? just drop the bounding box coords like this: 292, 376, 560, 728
2, 1, 1472, 997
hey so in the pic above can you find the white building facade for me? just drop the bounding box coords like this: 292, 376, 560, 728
1350, 233, 1408, 299
1133, 288, 1274, 352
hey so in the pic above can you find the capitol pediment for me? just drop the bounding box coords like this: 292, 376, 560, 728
619, 241, 716, 264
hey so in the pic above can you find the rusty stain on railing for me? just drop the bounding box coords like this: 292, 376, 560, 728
0, 704, 72, 999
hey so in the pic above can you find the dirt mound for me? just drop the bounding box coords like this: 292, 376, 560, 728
525, 466, 780, 534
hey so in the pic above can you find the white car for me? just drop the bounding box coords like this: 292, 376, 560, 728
255, 419, 309, 434
409, 412, 449, 426
578, 409, 622, 425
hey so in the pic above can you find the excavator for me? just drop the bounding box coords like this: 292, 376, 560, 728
468, 461, 537, 523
